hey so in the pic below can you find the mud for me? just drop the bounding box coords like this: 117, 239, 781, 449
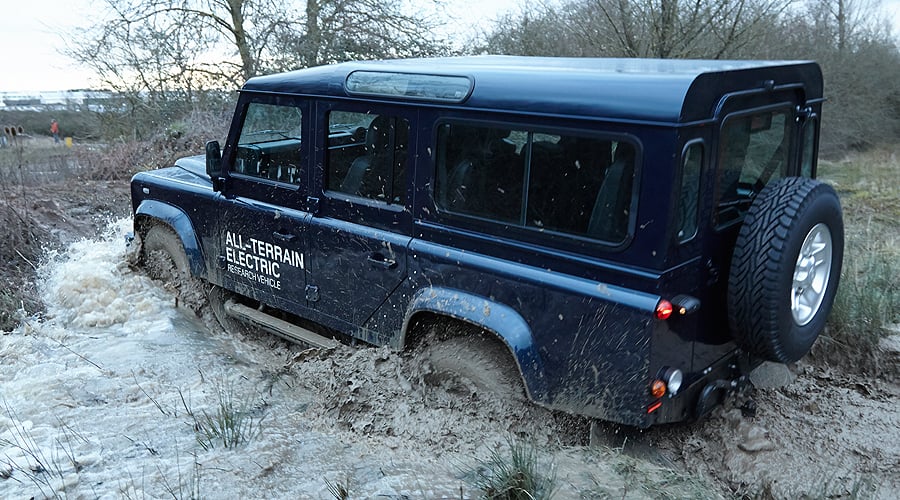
651, 363, 899, 498
3, 178, 898, 498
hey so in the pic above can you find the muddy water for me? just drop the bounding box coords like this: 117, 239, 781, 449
2, 219, 710, 498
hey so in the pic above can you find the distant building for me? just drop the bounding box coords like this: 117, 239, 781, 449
0, 90, 116, 112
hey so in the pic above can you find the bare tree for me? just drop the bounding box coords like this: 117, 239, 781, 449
69, 0, 447, 94
481, 0, 795, 59
786, 0, 900, 152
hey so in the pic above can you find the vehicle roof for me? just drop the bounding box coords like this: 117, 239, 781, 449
242, 56, 823, 124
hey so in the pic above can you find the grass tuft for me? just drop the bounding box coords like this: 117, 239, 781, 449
828, 221, 899, 341
324, 477, 350, 499
0, 400, 87, 498
471, 438, 556, 500
183, 381, 264, 451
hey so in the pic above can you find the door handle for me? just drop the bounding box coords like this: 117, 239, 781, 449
273, 230, 297, 242
367, 253, 397, 269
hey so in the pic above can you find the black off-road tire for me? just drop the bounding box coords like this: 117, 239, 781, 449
141, 224, 190, 281
141, 224, 206, 313
728, 177, 843, 363
419, 324, 525, 401
208, 285, 257, 336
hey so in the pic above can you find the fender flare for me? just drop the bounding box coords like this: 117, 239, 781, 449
401, 287, 548, 400
134, 199, 207, 278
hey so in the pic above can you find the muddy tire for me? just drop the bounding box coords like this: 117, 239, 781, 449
208, 285, 256, 336
420, 325, 524, 401
141, 224, 190, 281
141, 224, 206, 312
728, 177, 843, 363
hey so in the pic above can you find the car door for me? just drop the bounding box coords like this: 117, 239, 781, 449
215, 97, 311, 314
304, 102, 414, 335
692, 94, 805, 366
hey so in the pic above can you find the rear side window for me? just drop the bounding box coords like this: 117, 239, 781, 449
677, 142, 703, 242
715, 108, 791, 226
434, 123, 637, 244
326, 111, 409, 204
234, 102, 303, 184
800, 117, 817, 178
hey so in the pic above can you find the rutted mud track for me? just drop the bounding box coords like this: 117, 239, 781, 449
1, 179, 898, 498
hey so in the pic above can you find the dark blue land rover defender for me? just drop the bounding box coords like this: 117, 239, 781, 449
131, 56, 843, 428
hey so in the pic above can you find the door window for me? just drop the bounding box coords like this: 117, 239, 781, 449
326, 111, 409, 205
234, 102, 304, 184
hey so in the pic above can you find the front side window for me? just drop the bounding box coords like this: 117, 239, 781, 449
435, 123, 637, 244
715, 109, 791, 226
234, 102, 303, 184
326, 111, 409, 205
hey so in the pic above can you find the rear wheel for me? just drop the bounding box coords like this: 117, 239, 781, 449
728, 177, 843, 363
418, 323, 525, 401
208, 285, 256, 336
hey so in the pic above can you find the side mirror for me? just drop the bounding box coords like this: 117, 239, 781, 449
205, 140, 222, 177
205, 140, 225, 192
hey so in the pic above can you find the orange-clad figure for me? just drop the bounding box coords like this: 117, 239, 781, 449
50, 119, 60, 143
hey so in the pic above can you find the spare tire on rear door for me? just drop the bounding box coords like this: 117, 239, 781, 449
728, 177, 843, 363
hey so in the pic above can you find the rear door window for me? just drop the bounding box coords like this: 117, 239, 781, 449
715, 108, 791, 226
326, 111, 409, 205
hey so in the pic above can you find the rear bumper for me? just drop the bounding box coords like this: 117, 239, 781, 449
644, 349, 757, 426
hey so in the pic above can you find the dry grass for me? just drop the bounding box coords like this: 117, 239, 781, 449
814, 148, 900, 375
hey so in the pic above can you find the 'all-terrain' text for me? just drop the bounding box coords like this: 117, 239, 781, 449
224, 230, 304, 290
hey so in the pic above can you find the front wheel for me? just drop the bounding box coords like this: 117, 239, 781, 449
728, 177, 844, 363
140, 224, 206, 313
208, 285, 256, 336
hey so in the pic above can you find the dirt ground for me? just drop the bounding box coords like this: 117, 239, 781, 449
5, 176, 899, 499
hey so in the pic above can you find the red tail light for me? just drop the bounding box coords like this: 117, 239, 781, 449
655, 299, 673, 320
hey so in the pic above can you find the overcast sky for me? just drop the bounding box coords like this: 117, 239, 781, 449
1, 0, 899, 92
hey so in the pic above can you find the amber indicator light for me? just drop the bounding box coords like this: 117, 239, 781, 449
650, 380, 666, 398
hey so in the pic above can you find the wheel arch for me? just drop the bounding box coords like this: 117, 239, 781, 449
400, 287, 548, 401
134, 200, 207, 278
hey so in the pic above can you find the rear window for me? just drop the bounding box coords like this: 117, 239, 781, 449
434, 123, 637, 244
715, 108, 791, 226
